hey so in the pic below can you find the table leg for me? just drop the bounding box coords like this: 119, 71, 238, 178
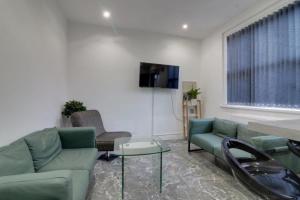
122, 156, 124, 199
160, 152, 162, 193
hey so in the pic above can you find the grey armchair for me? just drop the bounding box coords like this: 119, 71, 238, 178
70, 110, 131, 161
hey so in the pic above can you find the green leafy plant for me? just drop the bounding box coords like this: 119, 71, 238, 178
62, 100, 87, 118
186, 88, 201, 101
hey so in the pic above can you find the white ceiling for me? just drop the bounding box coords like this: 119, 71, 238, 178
58, 0, 263, 39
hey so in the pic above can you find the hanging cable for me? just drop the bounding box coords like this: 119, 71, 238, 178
170, 91, 183, 122
151, 88, 155, 137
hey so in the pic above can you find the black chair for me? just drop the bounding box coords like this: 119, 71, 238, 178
222, 138, 300, 200
70, 110, 131, 161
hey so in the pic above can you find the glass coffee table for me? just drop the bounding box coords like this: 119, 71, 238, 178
113, 137, 171, 199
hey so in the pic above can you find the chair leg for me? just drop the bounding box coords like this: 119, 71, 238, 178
98, 151, 119, 161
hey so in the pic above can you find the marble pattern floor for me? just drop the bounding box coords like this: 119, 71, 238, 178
88, 140, 262, 200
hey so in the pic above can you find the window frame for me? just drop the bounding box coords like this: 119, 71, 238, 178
222, 0, 298, 113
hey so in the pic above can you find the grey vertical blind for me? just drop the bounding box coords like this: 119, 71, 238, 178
227, 1, 300, 108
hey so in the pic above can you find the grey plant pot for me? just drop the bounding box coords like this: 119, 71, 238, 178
61, 115, 72, 127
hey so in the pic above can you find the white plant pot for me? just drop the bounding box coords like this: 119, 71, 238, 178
189, 99, 198, 106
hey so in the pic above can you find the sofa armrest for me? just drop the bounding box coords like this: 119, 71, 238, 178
251, 135, 289, 153
189, 118, 214, 139
0, 170, 73, 200
58, 127, 96, 149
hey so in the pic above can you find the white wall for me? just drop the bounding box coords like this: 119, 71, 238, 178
3, 0, 285, 146
199, 0, 300, 123
0, 0, 68, 145
67, 22, 202, 139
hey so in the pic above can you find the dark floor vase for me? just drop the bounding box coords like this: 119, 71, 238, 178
222, 138, 300, 200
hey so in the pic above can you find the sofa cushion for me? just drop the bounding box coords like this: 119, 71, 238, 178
282, 153, 300, 173
213, 118, 237, 138
213, 145, 252, 160
237, 124, 266, 144
71, 170, 90, 200
191, 134, 223, 154
25, 128, 62, 171
38, 148, 98, 175
0, 140, 34, 176
251, 135, 288, 151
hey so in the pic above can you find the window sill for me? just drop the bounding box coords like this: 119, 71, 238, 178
220, 104, 300, 115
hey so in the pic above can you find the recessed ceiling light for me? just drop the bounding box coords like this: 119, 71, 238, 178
103, 10, 111, 19
182, 24, 188, 30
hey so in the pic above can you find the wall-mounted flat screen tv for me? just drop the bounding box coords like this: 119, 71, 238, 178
139, 62, 179, 89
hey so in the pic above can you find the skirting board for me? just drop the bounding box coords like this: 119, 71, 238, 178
153, 133, 184, 140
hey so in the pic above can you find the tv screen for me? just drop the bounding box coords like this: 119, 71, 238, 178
139, 62, 179, 89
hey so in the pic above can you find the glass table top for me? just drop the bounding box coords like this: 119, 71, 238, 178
113, 137, 171, 156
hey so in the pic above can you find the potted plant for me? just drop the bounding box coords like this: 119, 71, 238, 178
62, 100, 87, 118
185, 88, 201, 105
61, 100, 87, 127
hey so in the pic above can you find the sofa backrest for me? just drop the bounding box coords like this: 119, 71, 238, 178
237, 124, 266, 144
24, 128, 62, 171
0, 139, 34, 177
213, 118, 237, 138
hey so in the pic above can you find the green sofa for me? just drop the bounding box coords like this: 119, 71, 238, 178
189, 118, 300, 173
0, 127, 98, 200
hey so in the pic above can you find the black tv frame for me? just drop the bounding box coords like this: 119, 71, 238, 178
139, 62, 179, 89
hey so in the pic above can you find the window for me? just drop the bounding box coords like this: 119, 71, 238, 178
227, 1, 300, 109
